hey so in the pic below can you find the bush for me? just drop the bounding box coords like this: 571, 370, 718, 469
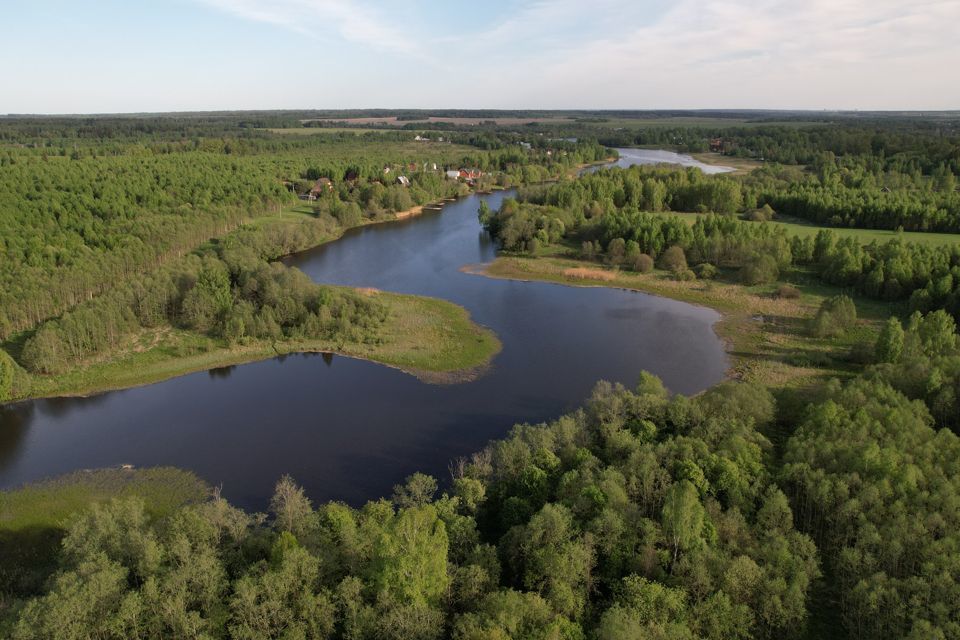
581, 240, 597, 260
674, 269, 697, 282
606, 238, 626, 264
633, 254, 654, 273
746, 204, 775, 222
810, 294, 857, 337
776, 284, 801, 299
658, 246, 687, 273
696, 263, 719, 280
740, 253, 779, 285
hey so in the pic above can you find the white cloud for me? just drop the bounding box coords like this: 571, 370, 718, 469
199, 0, 423, 56
194, 0, 960, 109
456, 0, 960, 109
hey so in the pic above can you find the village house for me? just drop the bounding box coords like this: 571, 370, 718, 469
445, 169, 460, 179
309, 177, 333, 198
396, 175, 410, 187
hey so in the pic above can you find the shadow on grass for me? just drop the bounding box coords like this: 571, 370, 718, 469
0, 526, 64, 597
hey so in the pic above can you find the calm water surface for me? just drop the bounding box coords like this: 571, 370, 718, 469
589, 148, 734, 174
0, 153, 728, 509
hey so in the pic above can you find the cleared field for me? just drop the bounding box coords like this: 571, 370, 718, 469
662, 211, 960, 247
301, 116, 577, 127
263, 127, 385, 135
578, 117, 825, 129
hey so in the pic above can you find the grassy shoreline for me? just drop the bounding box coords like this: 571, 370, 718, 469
15, 289, 500, 402
476, 254, 893, 393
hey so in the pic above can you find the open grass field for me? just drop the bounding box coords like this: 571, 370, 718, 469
288, 115, 827, 131
578, 116, 825, 129
660, 210, 960, 247
263, 127, 385, 135
300, 116, 578, 127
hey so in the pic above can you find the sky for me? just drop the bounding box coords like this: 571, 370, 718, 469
2, 0, 959, 114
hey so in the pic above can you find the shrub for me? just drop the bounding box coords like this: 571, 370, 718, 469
606, 238, 626, 264
581, 241, 597, 260
810, 295, 857, 337
746, 204, 775, 222
658, 246, 687, 273
674, 269, 697, 282
696, 263, 719, 280
740, 253, 779, 285
776, 284, 801, 299
633, 254, 654, 273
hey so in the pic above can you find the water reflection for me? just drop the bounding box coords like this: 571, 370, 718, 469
208, 366, 235, 379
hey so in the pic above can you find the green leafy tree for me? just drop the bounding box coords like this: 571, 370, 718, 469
0, 348, 15, 401
661, 480, 705, 564
270, 475, 314, 539
392, 473, 438, 509
875, 317, 905, 363
370, 505, 449, 607
811, 294, 857, 337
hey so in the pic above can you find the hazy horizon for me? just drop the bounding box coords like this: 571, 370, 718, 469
3, 0, 959, 114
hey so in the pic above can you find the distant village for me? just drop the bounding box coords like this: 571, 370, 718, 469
290, 133, 570, 201
296, 164, 486, 201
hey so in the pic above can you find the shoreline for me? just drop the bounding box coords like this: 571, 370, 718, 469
11, 289, 502, 404
461, 260, 740, 386
467, 254, 877, 392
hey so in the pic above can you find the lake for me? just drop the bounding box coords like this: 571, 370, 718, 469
586, 147, 734, 174
0, 152, 729, 509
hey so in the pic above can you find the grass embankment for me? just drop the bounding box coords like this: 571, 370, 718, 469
0, 467, 208, 616
21, 288, 499, 400
481, 254, 894, 394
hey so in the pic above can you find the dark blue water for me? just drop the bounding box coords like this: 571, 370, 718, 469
0, 186, 727, 510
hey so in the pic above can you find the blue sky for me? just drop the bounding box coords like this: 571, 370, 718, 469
3, 0, 958, 113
